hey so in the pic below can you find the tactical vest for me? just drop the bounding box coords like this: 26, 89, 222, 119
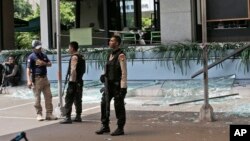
106, 49, 125, 82
67, 53, 86, 82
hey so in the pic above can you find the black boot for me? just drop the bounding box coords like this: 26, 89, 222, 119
60, 117, 72, 124
95, 125, 110, 134
74, 115, 82, 122
111, 128, 124, 136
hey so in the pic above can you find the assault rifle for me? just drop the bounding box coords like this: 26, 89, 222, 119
61, 73, 69, 116
0, 67, 6, 94
56, 73, 69, 117
100, 64, 110, 118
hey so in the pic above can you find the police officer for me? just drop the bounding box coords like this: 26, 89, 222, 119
60, 41, 86, 124
26, 40, 57, 121
95, 35, 127, 136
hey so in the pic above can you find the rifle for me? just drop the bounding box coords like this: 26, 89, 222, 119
10, 132, 28, 141
0, 67, 6, 94
56, 73, 69, 117
62, 73, 69, 97
61, 73, 69, 116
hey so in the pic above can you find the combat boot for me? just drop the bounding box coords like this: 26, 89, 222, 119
60, 117, 72, 124
36, 114, 44, 121
95, 125, 110, 134
74, 115, 82, 122
46, 113, 58, 120
110, 127, 124, 136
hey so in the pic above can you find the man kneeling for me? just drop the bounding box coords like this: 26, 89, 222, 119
2, 56, 20, 87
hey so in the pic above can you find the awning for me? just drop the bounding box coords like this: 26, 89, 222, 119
14, 18, 29, 27
15, 17, 40, 32
15, 17, 68, 32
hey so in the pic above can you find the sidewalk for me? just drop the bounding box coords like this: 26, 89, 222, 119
0, 84, 249, 141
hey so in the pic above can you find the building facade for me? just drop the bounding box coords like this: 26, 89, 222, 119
0, 0, 15, 50
0, 0, 250, 50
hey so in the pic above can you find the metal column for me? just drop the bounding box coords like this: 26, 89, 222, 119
199, 0, 214, 122
56, 0, 63, 116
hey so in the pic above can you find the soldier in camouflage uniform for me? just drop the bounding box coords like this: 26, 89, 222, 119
60, 41, 86, 124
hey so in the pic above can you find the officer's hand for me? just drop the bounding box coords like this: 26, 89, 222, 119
100, 87, 105, 93
27, 81, 33, 89
36, 59, 47, 66
100, 74, 105, 83
120, 88, 127, 97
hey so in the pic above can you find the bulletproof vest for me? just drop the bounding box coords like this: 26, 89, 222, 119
67, 53, 86, 81
106, 49, 125, 82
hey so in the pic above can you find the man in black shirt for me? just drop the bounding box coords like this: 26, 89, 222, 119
2, 56, 20, 87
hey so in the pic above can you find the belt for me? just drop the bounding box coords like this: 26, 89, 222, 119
35, 74, 46, 78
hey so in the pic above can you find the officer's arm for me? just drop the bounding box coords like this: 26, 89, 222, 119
36, 59, 51, 67
36, 54, 51, 67
26, 67, 32, 85
69, 55, 78, 82
46, 61, 52, 67
119, 54, 127, 88
6, 65, 18, 77
45, 55, 52, 67
26, 57, 33, 87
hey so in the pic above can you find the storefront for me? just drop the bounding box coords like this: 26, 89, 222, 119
1, 0, 250, 50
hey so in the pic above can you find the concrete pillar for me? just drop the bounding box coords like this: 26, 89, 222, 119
0, 0, 3, 50
0, 0, 14, 50
40, 0, 56, 49
160, 0, 193, 43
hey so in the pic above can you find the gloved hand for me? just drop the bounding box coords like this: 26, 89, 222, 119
100, 74, 105, 83
120, 88, 127, 98
100, 87, 105, 93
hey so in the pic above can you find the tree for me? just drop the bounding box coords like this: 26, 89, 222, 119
14, 0, 33, 19
14, 0, 76, 49
60, 1, 75, 28
14, 0, 36, 49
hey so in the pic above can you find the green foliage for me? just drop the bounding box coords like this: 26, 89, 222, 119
14, 0, 75, 49
142, 17, 152, 29
15, 32, 39, 49
60, 1, 75, 27
2, 42, 250, 74
14, 0, 33, 19
238, 47, 250, 73
151, 42, 250, 74
26, 5, 40, 20
14, 0, 39, 49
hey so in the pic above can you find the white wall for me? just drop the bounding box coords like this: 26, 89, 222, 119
20, 58, 250, 81
160, 0, 193, 43
80, 0, 99, 28
40, 0, 50, 49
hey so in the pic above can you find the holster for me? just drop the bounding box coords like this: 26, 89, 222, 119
67, 80, 83, 94
31, 74, 35, 83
